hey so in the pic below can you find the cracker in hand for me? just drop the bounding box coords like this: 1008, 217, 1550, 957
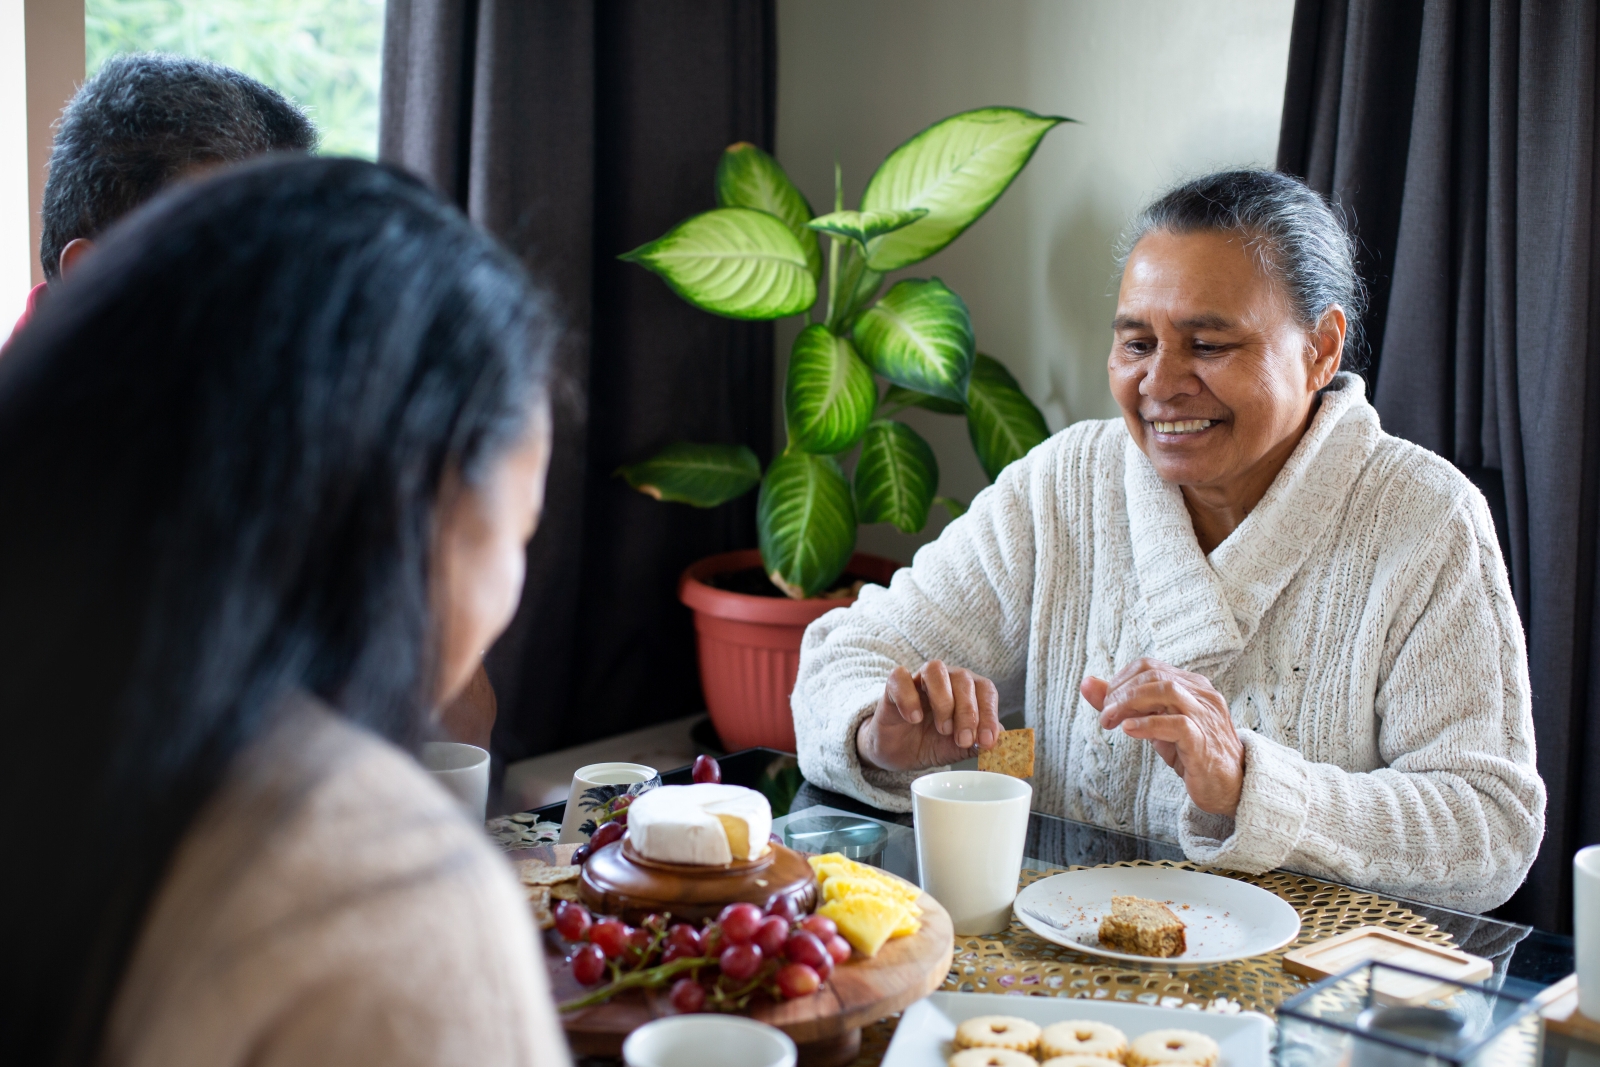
977, 727, 1035, 778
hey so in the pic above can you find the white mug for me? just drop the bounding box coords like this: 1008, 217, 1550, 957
1576, 844, 1600, 1019
420, 741, 490, 822
558, 761, 661, 844
912, 769, 1032, 934
622, 1014, 796, 1067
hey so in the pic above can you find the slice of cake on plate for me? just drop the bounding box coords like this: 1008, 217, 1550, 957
1098, 894, 1187, 957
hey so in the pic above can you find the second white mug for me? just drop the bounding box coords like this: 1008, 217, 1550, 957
1576, 844, 1600, 1019
912, 769, 1032, 935
558, 761, 661, 844
420, 741, 490, 822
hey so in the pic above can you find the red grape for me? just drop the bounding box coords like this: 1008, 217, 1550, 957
625, 926, 652, 962
718, 902, 763, 944
572, 844, 592, 865
700, 923, 724, 957
753, 915, 789, 957
661, 942, 696, 964
774, 962, 821, 999
589, 820, 625, 850
572, 943, 607, 985
669, 977, 706, 1013
799, 914, 838, 941
612, 794, 634, 812
612, 810, 628, 827
826, 934, 852, 965
642, 912, 667, 932
764, 894, 800, 921
783, 930, 832, 979
666, 923, 704, 955
719, 942, 764, 981
589, 919, 629, 959
692, 755, 722, 784
554, 901, 591, 941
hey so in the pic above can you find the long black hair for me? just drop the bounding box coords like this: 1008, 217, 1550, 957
0, 156, 554, 1064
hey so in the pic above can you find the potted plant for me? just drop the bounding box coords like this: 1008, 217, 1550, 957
619, 107, 1067, 751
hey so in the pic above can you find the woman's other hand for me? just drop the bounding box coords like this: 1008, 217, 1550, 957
1081, 658, 1244, 816
856, 661, 1001, 772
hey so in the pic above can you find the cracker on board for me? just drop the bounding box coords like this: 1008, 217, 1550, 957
977, 727, 1035, 778
517, 860, 580, 886
550, 881, 581, 902
525, 884, 554, 929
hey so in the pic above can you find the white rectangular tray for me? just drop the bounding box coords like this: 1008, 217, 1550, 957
882, 992, 1274, 1067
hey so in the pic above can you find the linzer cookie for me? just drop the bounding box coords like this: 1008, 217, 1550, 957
977, 727, 1035, 778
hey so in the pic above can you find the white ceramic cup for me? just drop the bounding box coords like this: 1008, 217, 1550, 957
420, 741, 490, 822
912, 769, 1032, 935
622, 1014, 796, 1067
558, 761, 661, 844
1577, 844, 1600, 1018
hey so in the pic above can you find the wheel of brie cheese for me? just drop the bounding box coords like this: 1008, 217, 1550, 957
625, 783, 774, 866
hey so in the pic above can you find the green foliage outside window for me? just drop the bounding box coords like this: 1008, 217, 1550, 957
86, 0, 384, 159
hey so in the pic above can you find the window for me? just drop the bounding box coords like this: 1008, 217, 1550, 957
85, 0, 384, 158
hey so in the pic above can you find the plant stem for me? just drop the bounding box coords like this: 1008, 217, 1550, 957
825, 235, 840, 325
557, 956, 714, 1012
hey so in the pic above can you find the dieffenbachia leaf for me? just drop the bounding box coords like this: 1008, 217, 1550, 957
617, 443, 761, 507
620, 208, 816, 320
715, 142, 823, 281
807, 207, 928, 246
881, 383, 966, 416
785, 325, 876, 454
965, 353, 1050, 481
860, 107, 1070, 271
934, 495, 969, 520
757, 451, 856, 599
854, 420, 939, 534
852, 277, 975, 403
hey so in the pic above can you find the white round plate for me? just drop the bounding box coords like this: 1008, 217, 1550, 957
1013, 867, 1300, 967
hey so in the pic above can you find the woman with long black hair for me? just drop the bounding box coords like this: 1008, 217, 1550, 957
1, 157, 569, 1065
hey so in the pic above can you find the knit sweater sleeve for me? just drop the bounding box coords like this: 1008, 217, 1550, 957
1181, 488, 1546, 912
792, 433, 1060, 811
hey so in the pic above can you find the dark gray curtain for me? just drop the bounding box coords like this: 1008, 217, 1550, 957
379, 1, 776, 766
1279, 0, 1600, 930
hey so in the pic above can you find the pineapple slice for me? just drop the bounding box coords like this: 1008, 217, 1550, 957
809, 853, 922, 904
821, 874, 922, 915
818, 894, 907, 958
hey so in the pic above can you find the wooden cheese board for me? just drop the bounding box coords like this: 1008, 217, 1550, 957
521, 836, 953, 1067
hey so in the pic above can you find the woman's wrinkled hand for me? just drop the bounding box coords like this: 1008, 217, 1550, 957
1080, 657, 1244, 817
856, 660, 1000, 773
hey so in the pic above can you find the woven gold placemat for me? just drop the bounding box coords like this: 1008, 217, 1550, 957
846, 859, 1453, 1067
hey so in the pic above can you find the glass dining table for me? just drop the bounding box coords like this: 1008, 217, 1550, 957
527, 746, 1585, 1066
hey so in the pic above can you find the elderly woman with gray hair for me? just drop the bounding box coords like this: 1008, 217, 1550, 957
792, 169, 1544, 912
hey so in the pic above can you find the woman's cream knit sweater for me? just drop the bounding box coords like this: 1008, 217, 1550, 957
793, 374, 1544, 912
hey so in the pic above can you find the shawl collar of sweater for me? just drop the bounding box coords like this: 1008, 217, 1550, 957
1122, 373, 1381, 674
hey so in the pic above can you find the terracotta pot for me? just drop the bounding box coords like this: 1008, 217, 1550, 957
679, 549, 902, 753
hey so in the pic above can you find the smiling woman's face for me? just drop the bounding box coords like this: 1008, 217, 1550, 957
1109, 229, 1342, 498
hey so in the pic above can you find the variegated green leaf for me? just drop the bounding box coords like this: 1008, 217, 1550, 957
716, 142, 823, 280
881, 383, 965, 416
852, 278, 974, 403
620, 208, 816, 320
934, 495, 969, 520
855, 420, 939, 534
785, 325, 876, 454
966, 353, 1050, 481
617, 443, 761, 507
807, 207, 927, 246
861, 107, 1069, 271
757, 451, 856, 599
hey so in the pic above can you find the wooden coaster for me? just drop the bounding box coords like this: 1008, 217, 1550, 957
1282, 925, 1490, 1005
1537, 975, 1600, 1043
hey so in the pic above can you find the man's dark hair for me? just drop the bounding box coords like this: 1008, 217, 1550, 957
39, 52, 318, 281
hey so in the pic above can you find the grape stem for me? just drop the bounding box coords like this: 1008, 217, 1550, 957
558, 956, 713, 1012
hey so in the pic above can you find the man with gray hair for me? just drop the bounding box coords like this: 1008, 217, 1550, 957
7, 52, 316, 341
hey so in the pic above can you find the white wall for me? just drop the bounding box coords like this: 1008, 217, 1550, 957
1, 0, 33, 327
776, 0, 1295, 561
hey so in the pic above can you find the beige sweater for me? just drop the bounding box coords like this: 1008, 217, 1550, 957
102, 698, 570, 1067
794, 374, 1544, 912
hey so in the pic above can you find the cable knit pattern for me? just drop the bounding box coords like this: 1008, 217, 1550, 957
793, 374, 1544, 912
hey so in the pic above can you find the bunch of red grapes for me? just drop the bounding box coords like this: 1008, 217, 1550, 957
556, 897, 852, 1012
